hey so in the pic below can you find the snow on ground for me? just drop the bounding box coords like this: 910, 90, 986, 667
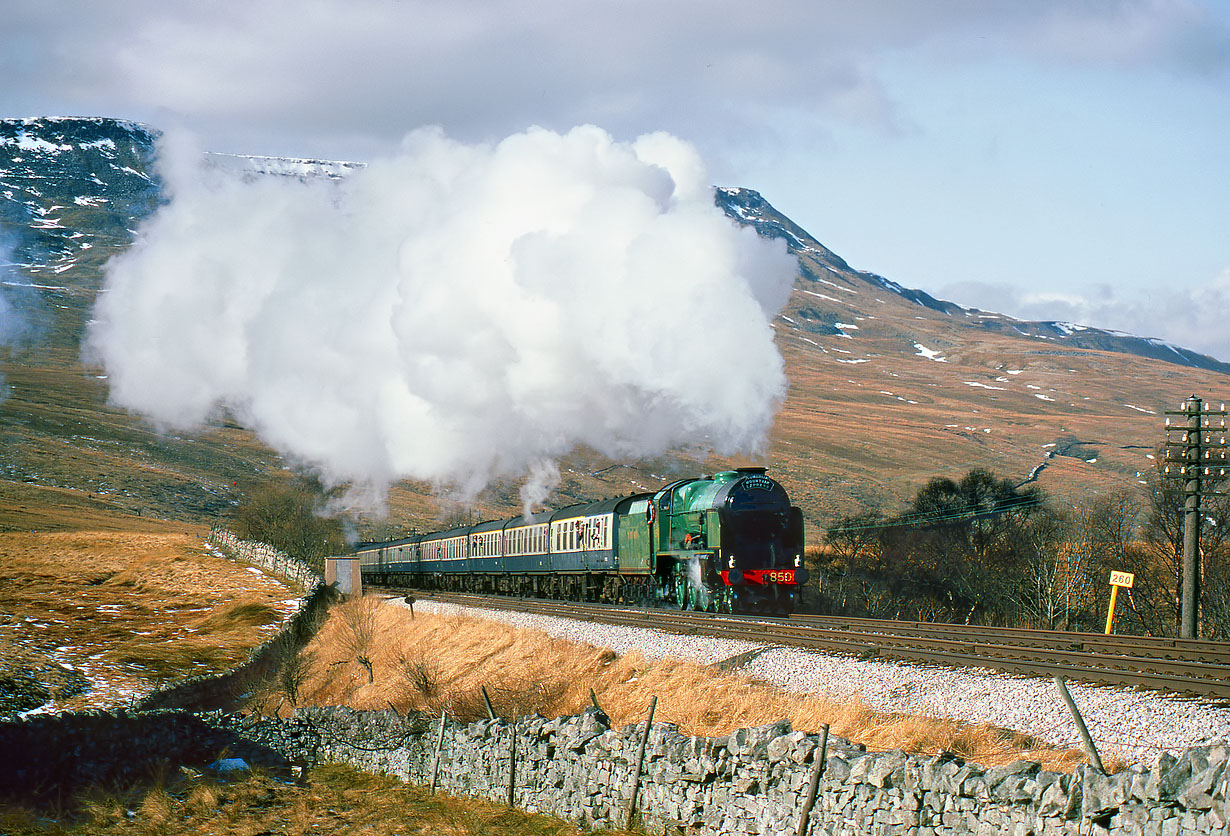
913, 343, 945, 361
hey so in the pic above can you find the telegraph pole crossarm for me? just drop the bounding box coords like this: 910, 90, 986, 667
1162, 396, 1229, 639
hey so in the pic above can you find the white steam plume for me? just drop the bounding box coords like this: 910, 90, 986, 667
85, 125, 796, 512
1, 238, 41, 403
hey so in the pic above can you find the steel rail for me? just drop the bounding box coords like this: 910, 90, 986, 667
785, 613, 1230, 664
382, 588, 1230, 701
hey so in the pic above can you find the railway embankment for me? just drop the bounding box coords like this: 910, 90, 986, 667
5, 532, 1229, 833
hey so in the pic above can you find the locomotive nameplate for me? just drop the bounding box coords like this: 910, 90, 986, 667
742, 475, 774, 491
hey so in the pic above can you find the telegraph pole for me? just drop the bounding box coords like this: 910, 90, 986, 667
1163, 396, 1228, 638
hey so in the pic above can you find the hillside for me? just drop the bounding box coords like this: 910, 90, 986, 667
2, 116, 1226, 540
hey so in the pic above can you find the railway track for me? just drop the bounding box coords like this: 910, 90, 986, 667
379, 588, 1230, 701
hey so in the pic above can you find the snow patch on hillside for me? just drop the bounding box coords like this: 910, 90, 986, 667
914, 343, 946, 361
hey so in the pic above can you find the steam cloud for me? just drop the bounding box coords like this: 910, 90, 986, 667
85, 125, 797, 511
1, 239, 41, 404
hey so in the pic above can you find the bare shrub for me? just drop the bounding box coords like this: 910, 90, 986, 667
280, 645, 315, 707
229, 475, 348, 572
336, 597, 381, 683
395, 650, 440, 699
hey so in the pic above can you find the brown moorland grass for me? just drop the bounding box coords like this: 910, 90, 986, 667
277, 597, 1112, 773
0, 763, 628, 836
0, 526, 300, 713
0, 480, 202, 535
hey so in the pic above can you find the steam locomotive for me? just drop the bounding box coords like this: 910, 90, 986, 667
356, 468, 806, 614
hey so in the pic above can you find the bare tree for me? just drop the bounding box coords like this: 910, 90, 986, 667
1139, 458, 1230, 635
230, 475, 349, 572
1011, 509, 1088, 629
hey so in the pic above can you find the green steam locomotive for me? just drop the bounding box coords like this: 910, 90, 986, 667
356, 468, 806, 614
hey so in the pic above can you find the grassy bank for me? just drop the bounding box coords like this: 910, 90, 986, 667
0, 763, 629, 836
272, 596, 1105, 773
0, 488, 301, 716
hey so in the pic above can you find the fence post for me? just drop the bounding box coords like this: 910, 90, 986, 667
430, 709, 447, 794
1054, 676, 1104, 772
507, 717, 517, 807
795, 724, 830, 836
481, 685, 496, 720
625, 695, 658, 830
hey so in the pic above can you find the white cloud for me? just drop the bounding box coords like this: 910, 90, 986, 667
6, 1, 1226, 160
943, 269, 1230, 362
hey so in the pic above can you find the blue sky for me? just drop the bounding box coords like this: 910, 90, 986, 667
5, 0, 1230, 358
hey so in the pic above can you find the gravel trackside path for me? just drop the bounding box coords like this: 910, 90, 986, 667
406, 599, 1230, 767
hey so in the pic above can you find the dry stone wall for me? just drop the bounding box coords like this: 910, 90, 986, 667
210, 706, 1230, 836
207, 526, 322, 591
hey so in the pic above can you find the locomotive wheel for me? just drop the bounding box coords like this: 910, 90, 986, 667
635, 578, 653, 608
673, 568, 689, 610
716, 588, 733, 614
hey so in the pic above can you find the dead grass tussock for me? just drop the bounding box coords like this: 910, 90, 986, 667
196, 599, 283, 632
286, 599, 1111, 773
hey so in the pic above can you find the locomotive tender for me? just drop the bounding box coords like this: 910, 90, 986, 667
356, 468, 807, 613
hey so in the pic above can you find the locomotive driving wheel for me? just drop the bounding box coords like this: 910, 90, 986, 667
672, 564, 689, 610
686, 580, 701, 611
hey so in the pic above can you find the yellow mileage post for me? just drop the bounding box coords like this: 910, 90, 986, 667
1105, 570, 1135, 634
